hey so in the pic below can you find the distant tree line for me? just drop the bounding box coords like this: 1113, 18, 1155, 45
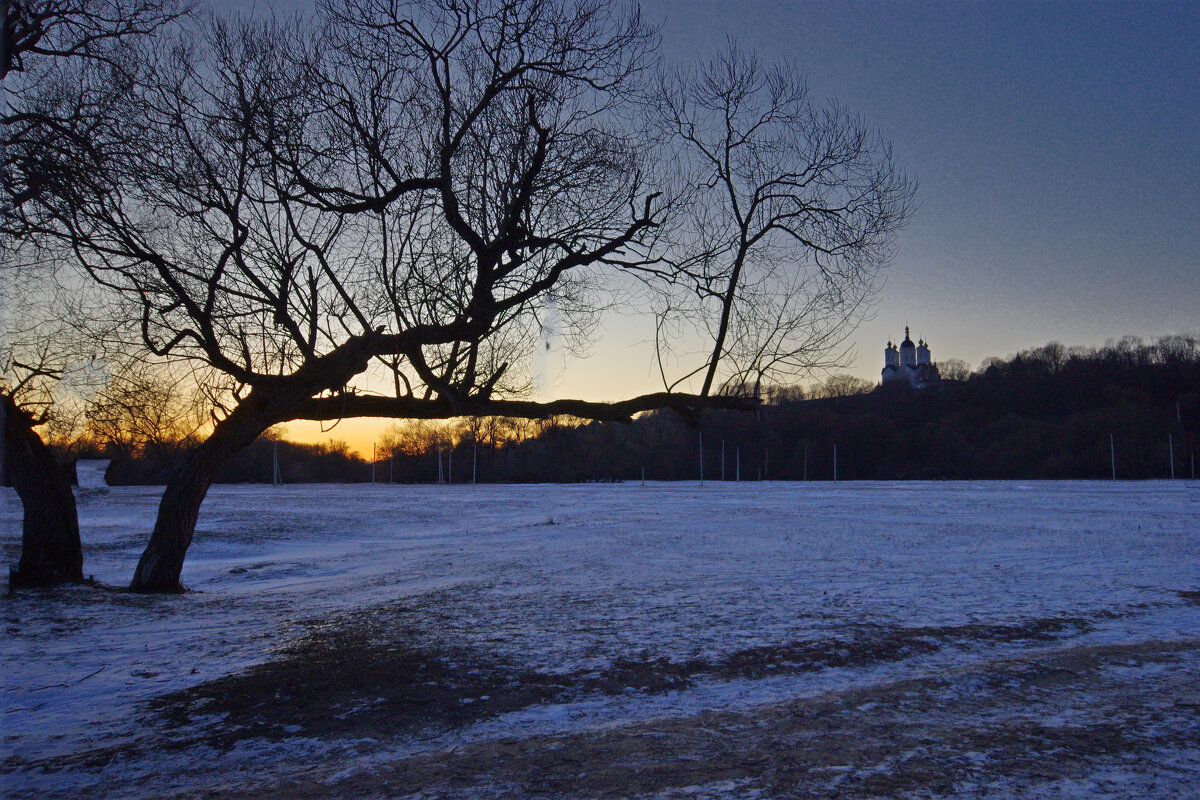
87, 334, 1199, 484
104, 436, 373, 485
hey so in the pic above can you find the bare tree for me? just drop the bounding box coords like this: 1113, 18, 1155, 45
2, 0, 188, 214
937, 358, 971, 382
2, 258, 130, 586
764, 384, 806, 404
655, 44, 915, 397
0, 243, 145, 585
85, 358, 207, 460
2, 0, 185, 587
2, 325, 84, 585
811, 373, 874, 399
18, 2, 912, 592
379, 419, 451, 459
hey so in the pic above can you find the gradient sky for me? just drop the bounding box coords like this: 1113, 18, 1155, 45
614, 0, 1200, 380
255, 0, 1200, 452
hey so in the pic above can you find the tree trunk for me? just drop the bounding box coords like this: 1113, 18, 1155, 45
128, 391, 289, 593
3, 392, 84, 588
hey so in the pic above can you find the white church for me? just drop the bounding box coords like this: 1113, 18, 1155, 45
881, 326, 941, 388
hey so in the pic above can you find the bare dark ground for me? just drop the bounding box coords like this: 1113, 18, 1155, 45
7, 601, 1197, 799
114, 602, 1196, 800
150, 605, 1093, 747
189, 638, 1200, 800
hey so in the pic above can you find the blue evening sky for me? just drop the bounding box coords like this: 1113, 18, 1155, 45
636, 0, 1199, 381
219, 1, 1199, 443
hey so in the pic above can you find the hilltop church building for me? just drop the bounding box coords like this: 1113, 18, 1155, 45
881, 327, 941, 388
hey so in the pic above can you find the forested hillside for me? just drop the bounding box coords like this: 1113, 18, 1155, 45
101, 335, 1199, 484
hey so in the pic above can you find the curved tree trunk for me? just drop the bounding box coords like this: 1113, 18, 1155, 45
3, 392, 84, 588
129, 390, 291, 593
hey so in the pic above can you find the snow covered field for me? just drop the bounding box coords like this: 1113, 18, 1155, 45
3, 480, 1199, 799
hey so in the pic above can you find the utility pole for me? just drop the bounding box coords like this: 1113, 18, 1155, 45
1182, 400, 1195, 479
0, 262, 6, 486
0, 398, 6, 487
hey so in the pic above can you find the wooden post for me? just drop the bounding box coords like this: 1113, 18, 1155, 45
721, 439, 725, 481
699, 431, 704, 485
437, 448, 443, 484
389, 454, 394, 483
1169, 434, 1175, 479
736, 445, 740, 482
372, 443, 376, 484
449, 449, 453, 484
803, 443, 808, 481
272, 441, 281, 485
473, 444, 477, 484
833, 444, 838, 482
1110, 433, 1116, 480
641, 466, 645, 486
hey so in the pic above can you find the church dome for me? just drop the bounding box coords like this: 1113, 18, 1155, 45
882, 323, 940, 388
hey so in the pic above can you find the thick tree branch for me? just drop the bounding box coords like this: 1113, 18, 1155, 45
291, 390, 759, 427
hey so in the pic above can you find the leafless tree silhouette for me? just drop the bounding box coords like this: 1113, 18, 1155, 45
654, 44, 915, 398
2, 0, 185, 586
15, 2, 914, 592
2, 304, 85, 586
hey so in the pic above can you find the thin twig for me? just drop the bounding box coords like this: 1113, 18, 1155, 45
30, 664, 106, 691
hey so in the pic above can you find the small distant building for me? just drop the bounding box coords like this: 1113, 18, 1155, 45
882, 326, 941, 388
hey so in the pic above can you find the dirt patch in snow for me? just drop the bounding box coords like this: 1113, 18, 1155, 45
211, 638, 1200, 800
152, 605, 1093, 748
